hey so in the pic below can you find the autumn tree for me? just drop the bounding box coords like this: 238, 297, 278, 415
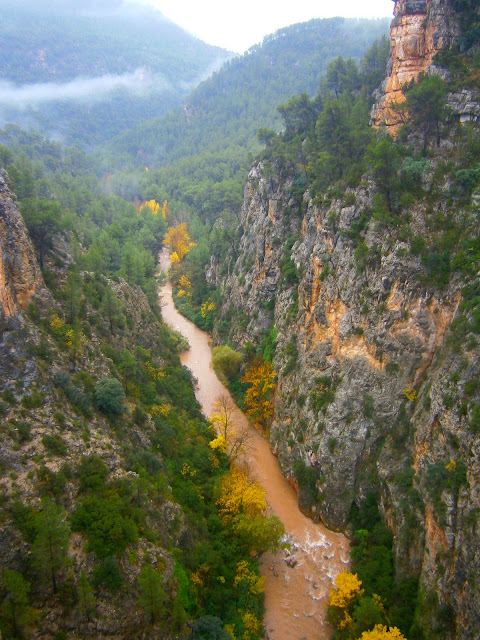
139, 199, 160, 215
65, 320, 86, 371
217, 466, 267, 522
359, 625, 407, 640
327, 571, 364, 633
241, 358, 276, 434
164, 223, 196, 263
209, 395, 251, 463
32, 498, 70, 593
162, 200, 169, 219
138, 564, 165, 625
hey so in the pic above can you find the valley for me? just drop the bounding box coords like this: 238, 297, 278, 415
159, 248, 349, 640
0, 0, 479, 639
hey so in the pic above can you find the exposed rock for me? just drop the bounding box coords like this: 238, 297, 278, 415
215, 161, 480, 638
0, 169, 46, 323
372, 0, 461, 129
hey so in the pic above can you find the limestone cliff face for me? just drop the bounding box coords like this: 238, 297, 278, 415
215, 165, 480, 638
0, 169, 45, 322
373, 0, 461, 128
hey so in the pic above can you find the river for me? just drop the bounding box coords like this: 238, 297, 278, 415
158, 249, 349, 640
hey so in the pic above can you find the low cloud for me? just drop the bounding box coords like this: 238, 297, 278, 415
0, 69, 169, 108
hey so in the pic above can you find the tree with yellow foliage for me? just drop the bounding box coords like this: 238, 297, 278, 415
233, 560, 264, 595
65, 321, 86, 371
177, 275, 192, 298
209, 395, 251, 463
327, 571, 364, 634
164, 223, 196, 263
359, 625, 407, 640
161, 200, 169, 219
241, 359, 276, 435
216, 465, 284, 553
139, 199, 160, 215
216, 466, 267, 523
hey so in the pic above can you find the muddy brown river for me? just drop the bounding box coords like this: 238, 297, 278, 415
158, 250, 349, 640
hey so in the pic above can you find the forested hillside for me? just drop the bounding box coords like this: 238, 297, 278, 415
0, 0, 230, 146
192, 1, 480, 638
2, 0, 480, 638
109, 18, 389, 234
0, 129, 285, 639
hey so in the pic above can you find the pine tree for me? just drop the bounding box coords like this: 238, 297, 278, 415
78, 571, 95, 621
1, 569, 31, 637
32, 499, 70, 593
138, 564, 165, 625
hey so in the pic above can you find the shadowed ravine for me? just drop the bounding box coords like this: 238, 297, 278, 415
158, 249, 349, 640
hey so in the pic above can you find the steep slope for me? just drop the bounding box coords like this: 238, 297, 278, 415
0, 170, 46, 321
113, 17, 390, 166
0, 0, 230, 146
372, 0, 462, 128
210, 2, 480, 638
0, 142, 271, 639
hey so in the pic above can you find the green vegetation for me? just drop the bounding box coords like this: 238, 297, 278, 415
344, 493, 420, 639
0, 0, 230, 147
0, 127, 268, 637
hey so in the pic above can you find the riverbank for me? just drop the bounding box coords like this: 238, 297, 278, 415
158, 249, 349, 640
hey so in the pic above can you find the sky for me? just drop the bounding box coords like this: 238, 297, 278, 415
136, 0, 393, 53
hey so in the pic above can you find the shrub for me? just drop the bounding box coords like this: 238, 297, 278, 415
42, 434, 67, 456
78, 455, 109, 492
21, 391, 43, 409
53, 371, 91, 414
93, 556, 122, 591
212, 345, 243, 381
94, 378, 126, 416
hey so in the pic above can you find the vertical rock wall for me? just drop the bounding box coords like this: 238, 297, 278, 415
372, 0, 460, 129
0, 170, 45, 323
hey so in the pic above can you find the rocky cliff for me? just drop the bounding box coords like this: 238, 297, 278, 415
214, 136, 480, 638
0, 169, 45, 323
372, 0, 461, 128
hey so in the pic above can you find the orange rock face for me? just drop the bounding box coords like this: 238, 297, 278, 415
0, 170, 45, 319
373, 0, 460, 130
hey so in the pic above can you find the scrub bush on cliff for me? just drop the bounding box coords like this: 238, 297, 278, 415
94, 377, 126, 417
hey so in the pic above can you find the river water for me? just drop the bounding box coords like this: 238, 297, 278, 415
158, 250, 349, 640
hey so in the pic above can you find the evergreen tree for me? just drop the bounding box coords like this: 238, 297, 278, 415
78, 571, 95, 622
404, 73, 448, 155
20, 199, 62, 268
32, 499, 70, 593
1, 569, 31, 638
138, 564, 165, 625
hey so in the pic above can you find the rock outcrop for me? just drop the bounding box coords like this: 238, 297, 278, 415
215, 161, 480, 638
0, 169, 45, 323
372, 0, 461, 128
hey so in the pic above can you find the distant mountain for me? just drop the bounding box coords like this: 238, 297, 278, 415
108, 18, 390, 217
0, 0, 231, 146
111, 17, 390, 166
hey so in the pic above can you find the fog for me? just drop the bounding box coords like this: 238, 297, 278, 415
0, 69, 167, 108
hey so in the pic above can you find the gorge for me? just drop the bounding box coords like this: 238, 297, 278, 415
159, 248, 349, 640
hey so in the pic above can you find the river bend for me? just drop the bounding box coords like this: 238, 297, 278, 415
158, 250, 349, 640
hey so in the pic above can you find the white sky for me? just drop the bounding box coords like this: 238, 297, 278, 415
138, 0, 393, 53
